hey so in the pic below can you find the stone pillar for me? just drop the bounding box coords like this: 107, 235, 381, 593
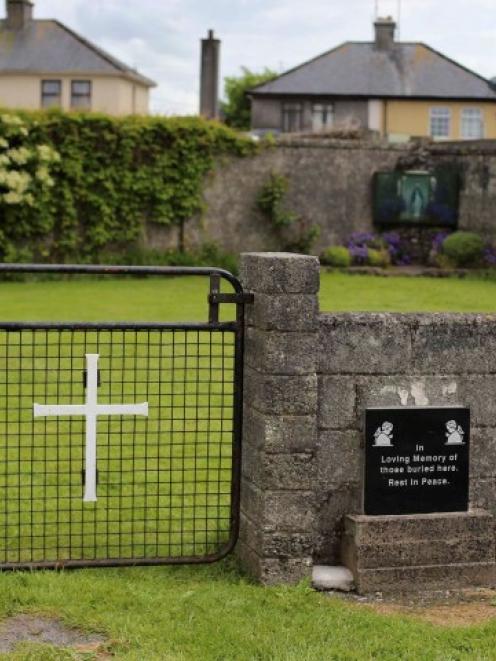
237, 252, 320, 584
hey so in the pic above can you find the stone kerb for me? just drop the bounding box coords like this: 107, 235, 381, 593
238, 253, 320, 585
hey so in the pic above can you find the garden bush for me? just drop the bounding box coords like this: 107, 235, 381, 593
0, 110, 256, 263
321, 246, 351, 267
100, 243, 239, 274
367, 248, 391, 268
442, 231, 485, 267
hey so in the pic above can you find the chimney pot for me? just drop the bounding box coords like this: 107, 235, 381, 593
6, 0, 34, 30
374, 16, 396, 50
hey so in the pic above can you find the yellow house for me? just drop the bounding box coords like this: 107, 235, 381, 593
0, 0, 156, 115
250, 17, 496, 141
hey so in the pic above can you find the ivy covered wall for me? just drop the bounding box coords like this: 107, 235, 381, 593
0, 111, 255, 263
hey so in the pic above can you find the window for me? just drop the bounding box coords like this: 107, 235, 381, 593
461, 108, 484, 139
282, 103, 302, 133
430, 107, 451, 139
71, 80, 92, 110
41, 80, 61, 108
312, 103, 334, 132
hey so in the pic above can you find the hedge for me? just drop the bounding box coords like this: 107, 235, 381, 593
0, 111, 256, 263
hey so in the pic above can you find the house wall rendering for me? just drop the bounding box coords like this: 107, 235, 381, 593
0, 74, 150, 115
251, 96, 496, 140
385, 100, 496, 141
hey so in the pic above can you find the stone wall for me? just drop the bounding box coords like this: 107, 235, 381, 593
149, 138, 496, 256
238, 252, 496, 585
316, 312, 496, 565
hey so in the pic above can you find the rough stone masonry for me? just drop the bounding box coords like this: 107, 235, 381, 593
237, 252, 496, 590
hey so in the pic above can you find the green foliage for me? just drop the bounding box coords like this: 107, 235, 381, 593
256, 172, 296, 227
0, 111, 255, 263
367, 247, 391, 268
221, 67, 278, 130
442, 231, 485, 267
101, 243, 239, 275
256, 171, 319, 254
321, 246, 352, 267
286, 223, 321, 254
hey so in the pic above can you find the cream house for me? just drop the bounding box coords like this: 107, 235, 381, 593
0, 0, 155, 115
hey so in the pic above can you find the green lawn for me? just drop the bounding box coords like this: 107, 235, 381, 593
320, 272, 496, 312
0, 272, 495, 659
0, 272, 495, 322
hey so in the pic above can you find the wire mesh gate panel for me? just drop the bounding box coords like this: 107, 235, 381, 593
0, 265, 249, 569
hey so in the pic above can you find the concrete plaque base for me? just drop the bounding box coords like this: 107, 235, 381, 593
341, 510, 496, 594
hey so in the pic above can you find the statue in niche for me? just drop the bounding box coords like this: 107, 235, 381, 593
410, 185, 425, 219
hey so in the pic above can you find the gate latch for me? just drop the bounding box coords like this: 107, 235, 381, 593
208, 274, 254, 323
208, 292, 254, 305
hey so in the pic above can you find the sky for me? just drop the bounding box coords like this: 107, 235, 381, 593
31, 0, 496, 115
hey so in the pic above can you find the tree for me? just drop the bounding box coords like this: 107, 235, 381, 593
221, 67, 278, 131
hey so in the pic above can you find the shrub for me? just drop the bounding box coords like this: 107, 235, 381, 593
0, 111, 256, 263
100, 243, 239, 274
321, 246, 351, 267
256, 172, 319, 253
367, 248, 391, 268
442, 231, 485, 267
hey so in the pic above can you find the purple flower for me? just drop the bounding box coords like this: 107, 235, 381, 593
432, 231, 450, 254
484, 246, 496, 266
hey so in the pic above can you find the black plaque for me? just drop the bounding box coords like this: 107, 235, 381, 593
364, 407, 470, 516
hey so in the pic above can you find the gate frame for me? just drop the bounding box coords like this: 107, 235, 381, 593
0, 263, 252, 570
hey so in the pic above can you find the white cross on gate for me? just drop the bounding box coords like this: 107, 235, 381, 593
33, 353, 149, 503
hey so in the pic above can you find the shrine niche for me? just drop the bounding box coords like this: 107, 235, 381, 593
373, 167, 460, 227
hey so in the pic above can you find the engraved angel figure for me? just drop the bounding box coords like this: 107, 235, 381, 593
445, 420, 465, 445
373, 421, 394, 447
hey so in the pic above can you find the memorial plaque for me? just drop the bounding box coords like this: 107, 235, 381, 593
364, 407, 470, 516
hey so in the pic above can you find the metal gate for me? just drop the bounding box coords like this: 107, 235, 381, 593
0, 264, 251, 569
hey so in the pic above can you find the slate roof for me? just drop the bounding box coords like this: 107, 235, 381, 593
0, 19, 156, 87
251, 42, 496, 100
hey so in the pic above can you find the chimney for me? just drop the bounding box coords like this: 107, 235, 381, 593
374, 16, 396, 50
200, 29, 220, 120
6, 0, 33, 30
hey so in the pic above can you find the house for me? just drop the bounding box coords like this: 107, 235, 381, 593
0, 0, 156, 115
249, 17, 496, 141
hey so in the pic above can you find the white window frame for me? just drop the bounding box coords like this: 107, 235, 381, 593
430, 107, 451, 140
281, 103, 302, 133
71, 80, 92, 110
41, 80, 62, 109
312, 103, 334, 132
461, 108, 484, 140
